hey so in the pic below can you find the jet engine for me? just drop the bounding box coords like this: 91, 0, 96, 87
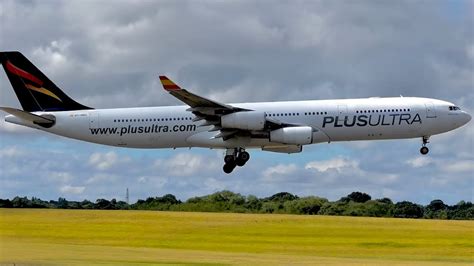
221, 111, 266, 130
270, 126, 313, 145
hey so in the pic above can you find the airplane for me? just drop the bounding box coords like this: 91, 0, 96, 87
0, 51, 471, 173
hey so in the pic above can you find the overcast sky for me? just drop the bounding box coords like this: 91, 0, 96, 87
0, 0, 472, 204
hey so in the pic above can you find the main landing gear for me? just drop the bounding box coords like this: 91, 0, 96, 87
420, 136, 430, 155
223, 148, 250, 174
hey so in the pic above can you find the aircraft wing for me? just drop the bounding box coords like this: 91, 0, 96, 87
159, 76, 237, 110
159, 76, 295, 140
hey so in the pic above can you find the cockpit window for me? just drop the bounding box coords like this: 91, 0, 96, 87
449, 106, 461, 111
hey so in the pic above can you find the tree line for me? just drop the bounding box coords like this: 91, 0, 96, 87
0, 191, 472, 220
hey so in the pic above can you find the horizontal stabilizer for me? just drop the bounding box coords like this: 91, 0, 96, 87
0, 107, 55, 126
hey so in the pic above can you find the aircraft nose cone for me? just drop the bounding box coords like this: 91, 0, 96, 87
464, 112, 472, 124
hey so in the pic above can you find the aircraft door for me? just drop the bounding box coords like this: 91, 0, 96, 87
425, 103, 437, 118
337, 105, 347, 115
89, 111, 99, 129
337, 105, 348, 123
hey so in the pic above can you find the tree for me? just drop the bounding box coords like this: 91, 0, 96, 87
30, 197, 49, 208
0, 199, 12, 208
159, 194, 180, 205
57, 197, 69, 209
95, 199, 112, 210
448, 201, 474, 220
261, 201, 279, 213
376, 198, 393, 205
266, 192, 298, 203
364, 200, 393, 217
80, 200, 95, 209
340, 192, 371, 203
244, 195, 262, 211
424, 199, 448, 219
392, 201, 424, 218
319, 202, 347, 216
11, 196, 30, 208
426, 199, 446, 211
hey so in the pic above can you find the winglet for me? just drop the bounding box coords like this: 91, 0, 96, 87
159, 76, 182, 91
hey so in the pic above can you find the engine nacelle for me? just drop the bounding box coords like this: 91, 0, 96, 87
262, 145, 302, 154
221, 111, 266, 130
270, 126, 313, 145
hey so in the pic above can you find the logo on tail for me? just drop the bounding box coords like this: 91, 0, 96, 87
5, 60, 62, 102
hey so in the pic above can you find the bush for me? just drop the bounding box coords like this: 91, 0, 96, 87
283, 197, 327, 215
319, 202, 347, 216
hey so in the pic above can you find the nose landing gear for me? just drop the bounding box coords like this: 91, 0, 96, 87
420, 136, 430, 155
223, 148, 250, 174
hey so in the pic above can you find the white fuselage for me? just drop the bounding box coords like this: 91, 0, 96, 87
5, 97, 471, 150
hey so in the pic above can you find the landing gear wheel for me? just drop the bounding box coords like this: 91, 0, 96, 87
224, 155, 235, 164
223, 163, 236, 174
420, 146, 429, 155
222, 148, 250, 172
239, 151, 250, 162
420, 136, 430, 155
236, 151, 250, 167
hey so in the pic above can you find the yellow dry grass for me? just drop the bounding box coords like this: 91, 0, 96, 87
0, 209, 472, 265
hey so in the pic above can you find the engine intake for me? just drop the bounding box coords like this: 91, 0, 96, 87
221, 111, 266, 130
270, 126, 313, 145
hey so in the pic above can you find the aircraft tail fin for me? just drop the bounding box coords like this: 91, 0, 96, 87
0, 51, 91, 112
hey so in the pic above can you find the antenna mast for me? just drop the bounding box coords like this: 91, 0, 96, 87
126, 188, 129, 204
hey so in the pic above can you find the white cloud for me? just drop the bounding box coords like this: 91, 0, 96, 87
88, 151, 129, 170
0, 146, 24, 158
59, 185, 85, 195
0, 1, 472, 204
262, 164, 298, 179
406, 157, 434, 168
305, 157, 359, 173
85, 173, 117, 184
204, 177, 226, 191
442, 160, 474, 173
154, 153, 219, 176
0, 119, 37, 134
467, 44, 474, 61
136, 176, 167, 189
48, 172, 74, 183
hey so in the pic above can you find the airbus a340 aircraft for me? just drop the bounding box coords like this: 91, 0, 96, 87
1, 52, 471, 173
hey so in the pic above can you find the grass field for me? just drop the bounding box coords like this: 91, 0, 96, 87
0, 209, 472, 265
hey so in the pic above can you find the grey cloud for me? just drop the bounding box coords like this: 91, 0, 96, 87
0, 0, 472, 203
